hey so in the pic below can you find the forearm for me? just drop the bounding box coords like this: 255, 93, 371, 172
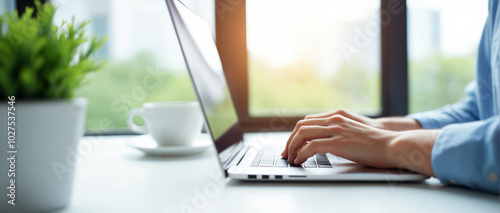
388, 129, 441, 177
374, 117, 423, 131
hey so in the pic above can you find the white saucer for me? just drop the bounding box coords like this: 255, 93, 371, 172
127, 134, 212, 157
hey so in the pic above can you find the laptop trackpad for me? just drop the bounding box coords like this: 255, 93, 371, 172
328, 154, 355, 164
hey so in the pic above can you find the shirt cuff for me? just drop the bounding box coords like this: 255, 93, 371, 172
407, 112, 443, 129
431, 120, 500, 193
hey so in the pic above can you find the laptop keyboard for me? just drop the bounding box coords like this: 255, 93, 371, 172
250, 146, 333, 168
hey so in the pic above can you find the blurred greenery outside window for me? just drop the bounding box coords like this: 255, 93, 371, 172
247, 0, 382, 117
248, 0, 487, 117
407, 0, 487, 113
45, 0, 487, 133
50, 0, 214, 132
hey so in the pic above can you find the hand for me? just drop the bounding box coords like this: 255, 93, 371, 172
281, 109, 387, 162
281, 114, 440, 176
282, 114, 399, 168
304, 108, 423, 131
304, 109, 384, 129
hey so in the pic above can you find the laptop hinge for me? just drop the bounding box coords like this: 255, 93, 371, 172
235, 146, 250, 166
220, 141, 248, 171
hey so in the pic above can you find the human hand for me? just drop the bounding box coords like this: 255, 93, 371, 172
281, 114, 439, 176
304, 108, 422, 131
304, 109, 384, 129
282, 114, 399, 168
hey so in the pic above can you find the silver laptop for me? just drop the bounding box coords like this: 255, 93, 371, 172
165, 0, 427, 182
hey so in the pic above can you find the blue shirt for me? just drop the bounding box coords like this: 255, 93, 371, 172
408, 0, 499, 194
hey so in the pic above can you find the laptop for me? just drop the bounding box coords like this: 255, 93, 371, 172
165, 0, 427, 182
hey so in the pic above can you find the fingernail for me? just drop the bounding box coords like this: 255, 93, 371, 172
294, 159, 299, 164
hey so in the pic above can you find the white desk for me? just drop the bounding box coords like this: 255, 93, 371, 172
57, 133, 499, 213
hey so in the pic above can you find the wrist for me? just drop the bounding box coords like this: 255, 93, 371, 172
387, 130, 440, 176
386, 131, 405, 168
370, 118, 387, 130
374, 117, 423, 131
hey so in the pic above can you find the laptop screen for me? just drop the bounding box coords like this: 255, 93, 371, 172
166, 0, 243, 153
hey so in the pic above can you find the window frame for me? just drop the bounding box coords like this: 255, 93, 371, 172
215, 0, 409, 132
16, 0, 46, 17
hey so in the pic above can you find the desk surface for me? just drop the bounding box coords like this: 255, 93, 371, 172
57, 133, 499, 213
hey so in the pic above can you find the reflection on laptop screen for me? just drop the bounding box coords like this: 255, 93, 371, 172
170, 1, 238, 141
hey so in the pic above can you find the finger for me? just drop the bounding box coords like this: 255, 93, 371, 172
293, 138, 337, 164
306, 109, 369, 126
284, 115, 347, 159
281, 118, 330, 158
282, 118, 327, 158
305, 109, 349, 120
304, 111, 336, 120
287, 125, 334, 164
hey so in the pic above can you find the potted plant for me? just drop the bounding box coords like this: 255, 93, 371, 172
0, 1, 105, 212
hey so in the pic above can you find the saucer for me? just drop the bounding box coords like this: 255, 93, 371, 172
127, 134, 212, 157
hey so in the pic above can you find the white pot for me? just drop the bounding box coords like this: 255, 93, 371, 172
0, 98, 87, 212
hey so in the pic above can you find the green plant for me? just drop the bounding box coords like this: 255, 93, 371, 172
0, 1, 106, 100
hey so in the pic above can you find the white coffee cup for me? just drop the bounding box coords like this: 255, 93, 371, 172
127, 101, 203, 146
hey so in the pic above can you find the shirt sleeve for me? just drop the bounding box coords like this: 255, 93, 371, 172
407, 81, 480, 129
431, 116, 500, 194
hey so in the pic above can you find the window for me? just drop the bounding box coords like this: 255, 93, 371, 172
29, 0, 407, 133
247, 0, 381, 117
17, 0, 485, 133
0, 0, 15, 14
408, 0, 488, 113
217, 0, 408, 131
48, 0, 214, 133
